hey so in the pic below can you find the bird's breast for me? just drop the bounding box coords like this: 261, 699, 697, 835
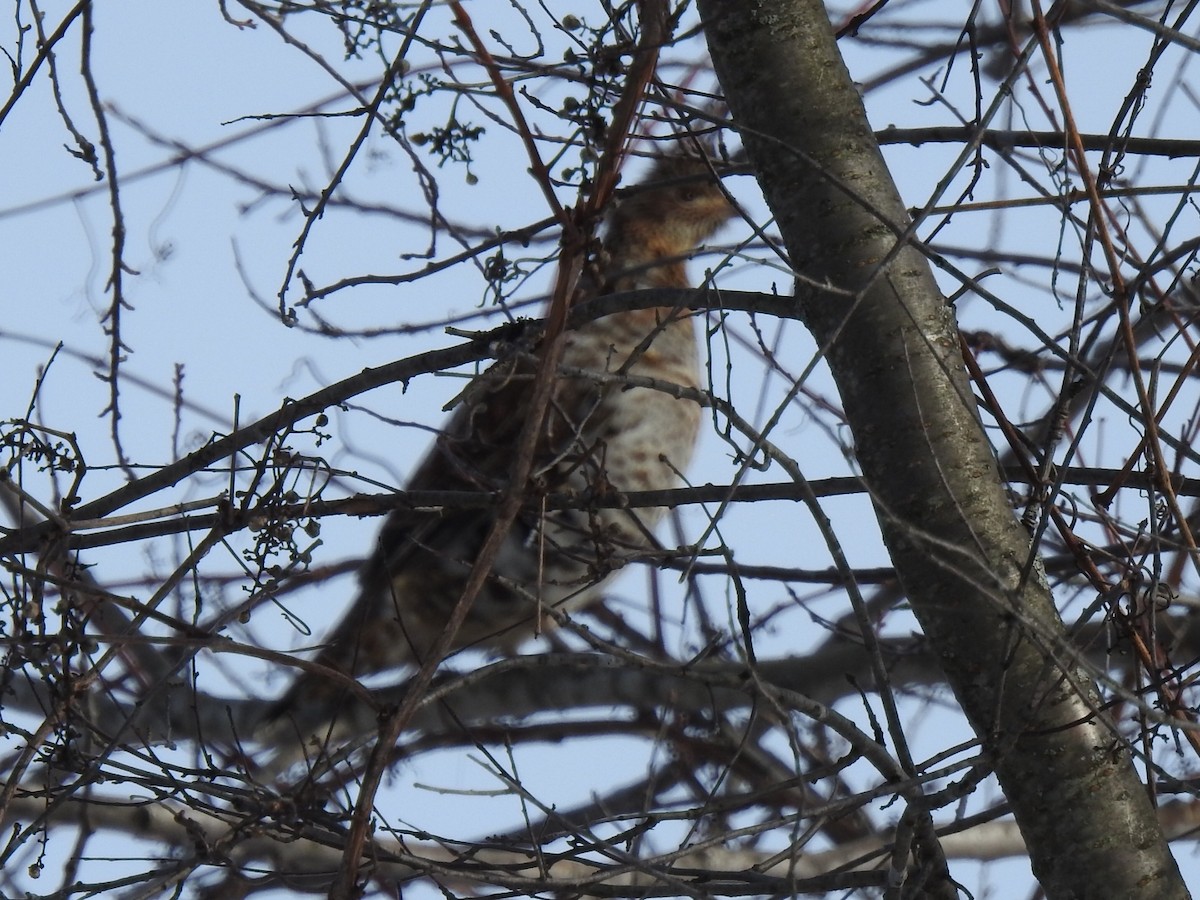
545, 310, 702, 526
563, 310, 700, 391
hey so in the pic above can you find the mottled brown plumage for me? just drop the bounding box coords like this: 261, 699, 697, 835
265, 153, 734, 761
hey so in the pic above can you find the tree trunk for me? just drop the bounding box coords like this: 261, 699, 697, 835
697, 1, 1189, 896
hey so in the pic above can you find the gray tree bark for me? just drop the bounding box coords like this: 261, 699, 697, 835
697, 1, 1190, 897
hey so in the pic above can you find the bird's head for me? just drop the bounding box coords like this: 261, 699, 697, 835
611, 151, 737, 251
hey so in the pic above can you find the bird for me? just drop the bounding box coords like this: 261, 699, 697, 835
262, 148, 735, 769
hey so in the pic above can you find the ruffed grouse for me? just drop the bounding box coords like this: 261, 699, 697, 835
265, 151, 734, 766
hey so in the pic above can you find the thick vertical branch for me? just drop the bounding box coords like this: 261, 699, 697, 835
697, 2, 1188, 897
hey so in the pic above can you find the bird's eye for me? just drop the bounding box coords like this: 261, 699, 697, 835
681, 188, 700, 202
